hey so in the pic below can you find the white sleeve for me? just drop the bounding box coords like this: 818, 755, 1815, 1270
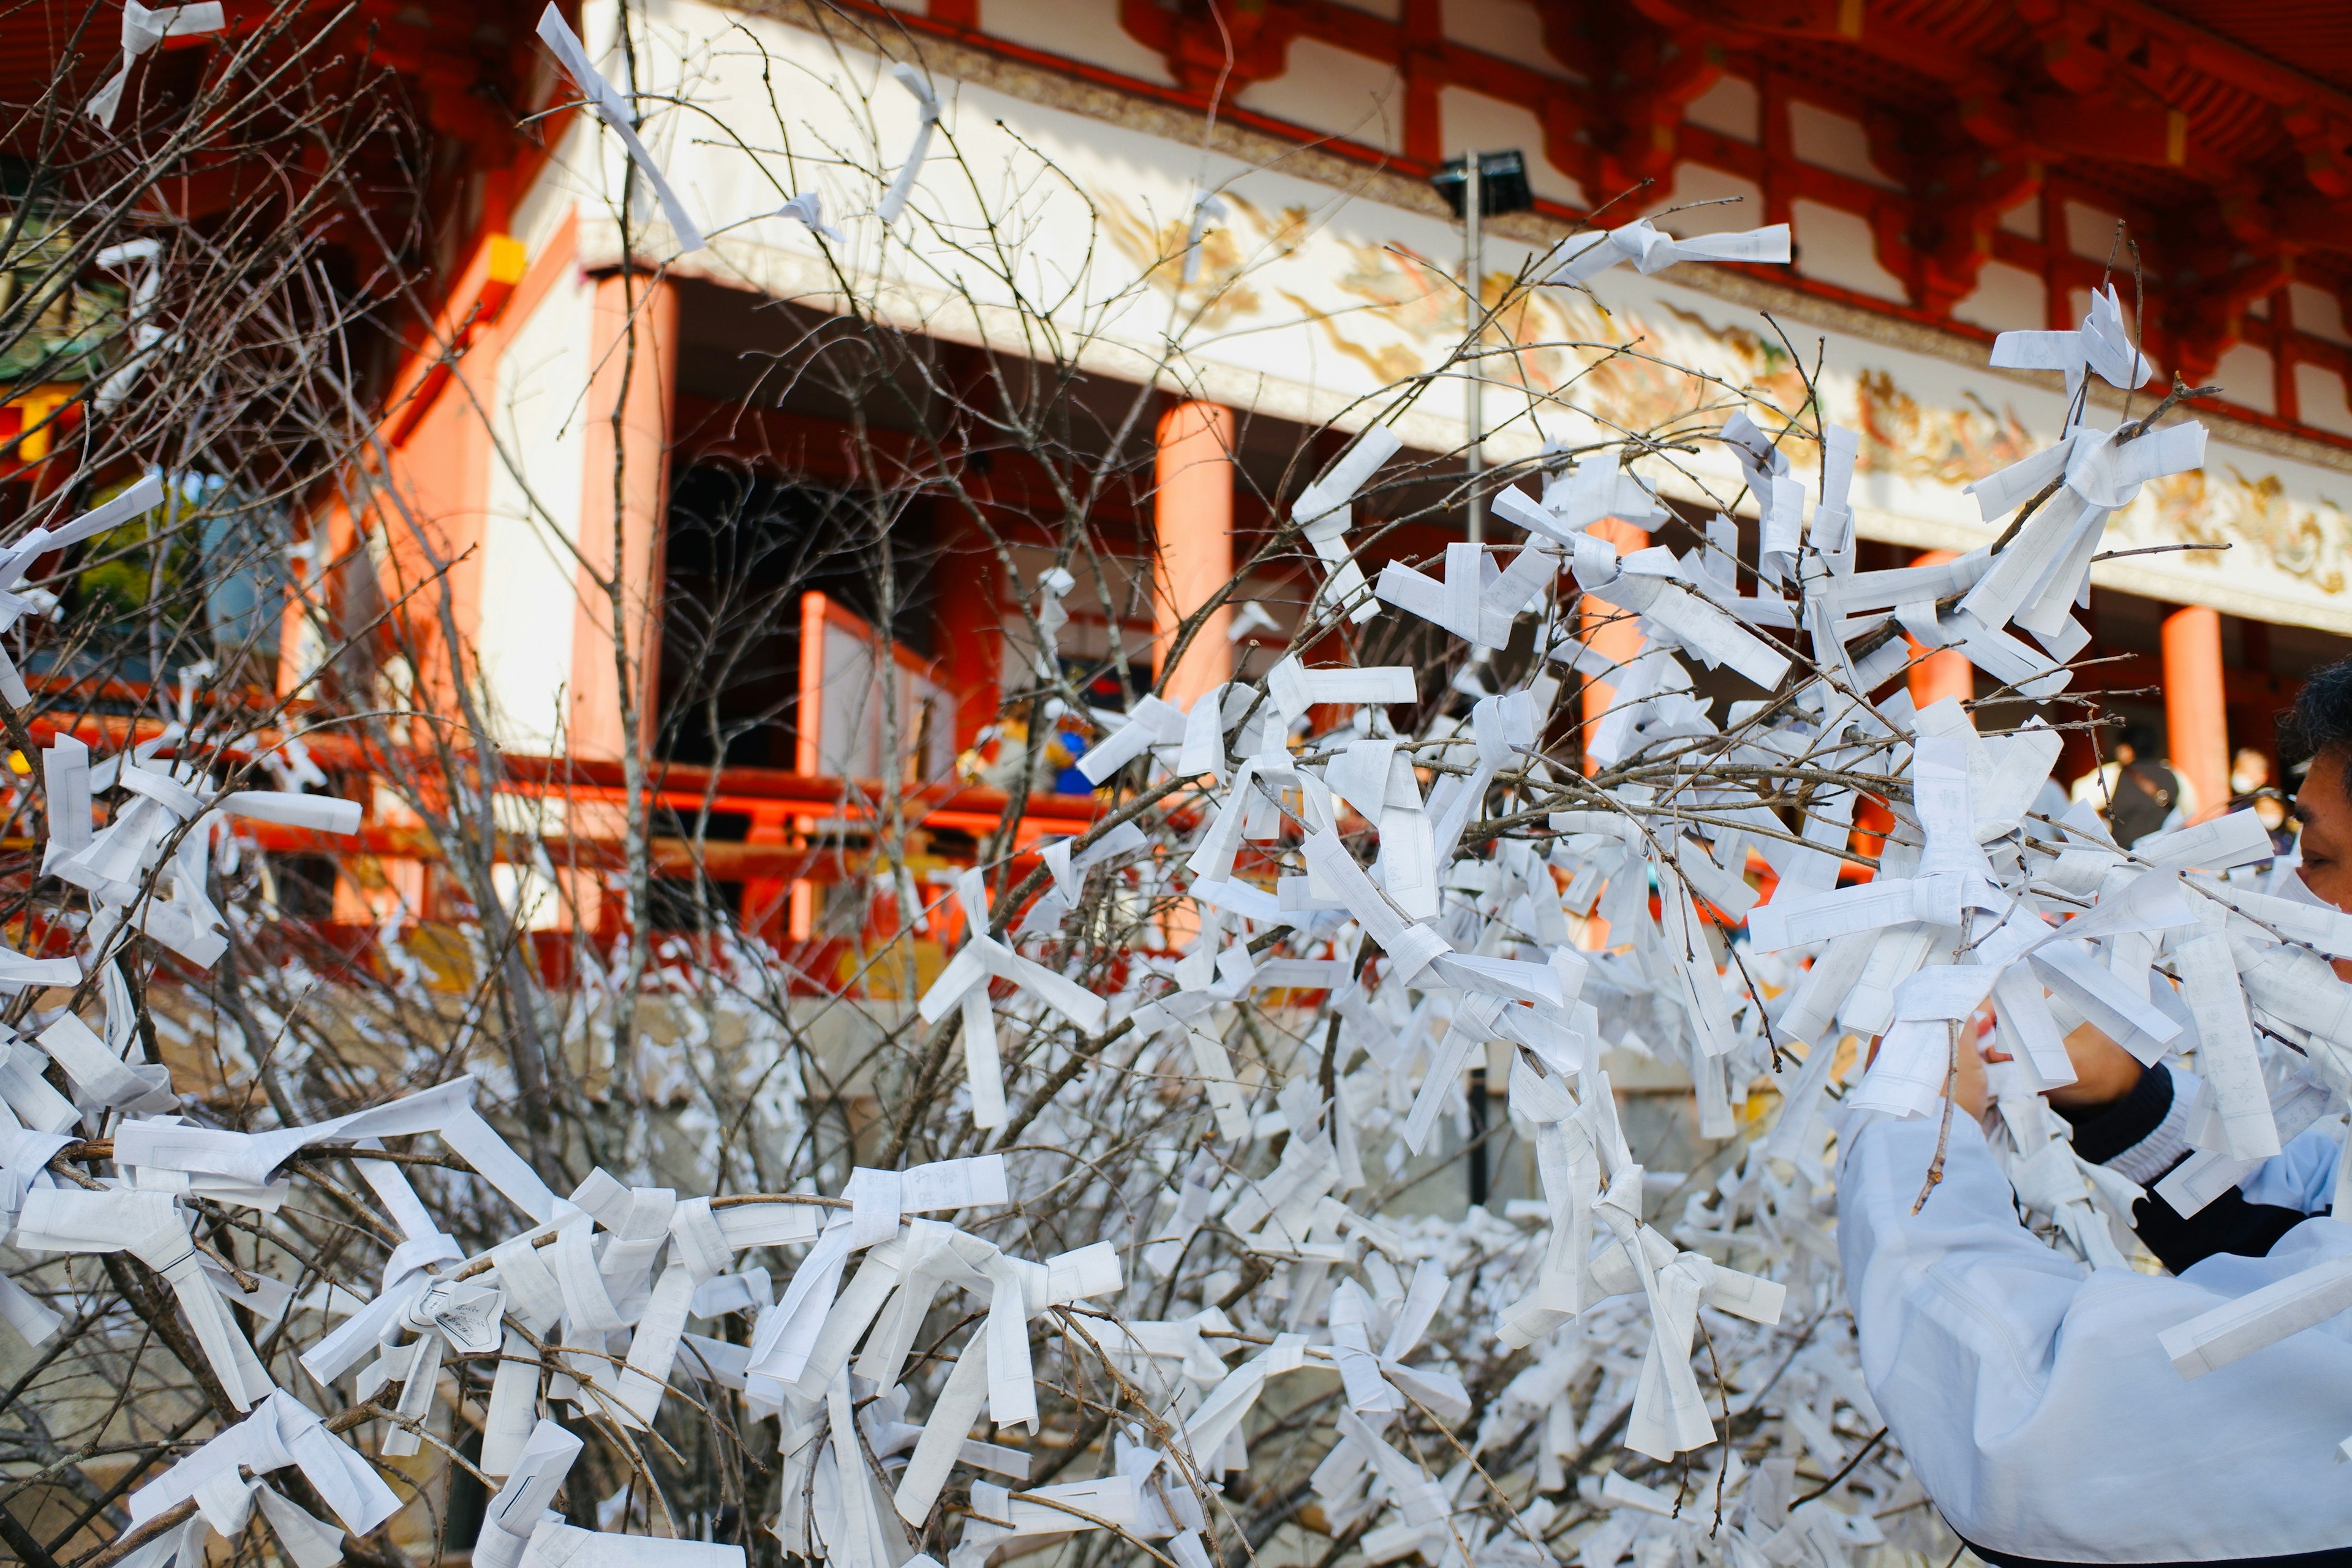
2238, 1124, 2348, 1214
1838, 1108, 2352, 1561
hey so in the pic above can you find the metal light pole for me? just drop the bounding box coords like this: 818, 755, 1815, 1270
1430, 151, 1532, 548
1428, 149, 1532, 1211
1463, 154, 1483, 545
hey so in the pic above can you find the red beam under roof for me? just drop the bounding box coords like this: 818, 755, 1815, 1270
2137, 0, 2352, 99
812, 0, 2352, 432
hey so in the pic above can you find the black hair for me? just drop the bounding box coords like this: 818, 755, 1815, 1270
2281, 656, 2352, 772
2117, 723, 2158, 756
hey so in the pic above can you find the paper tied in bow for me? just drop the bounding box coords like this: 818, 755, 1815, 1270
86, 2, 224, 128
402, 1276, 507, 1357
535, 4, 706, 253
1544, 216, 1790, 286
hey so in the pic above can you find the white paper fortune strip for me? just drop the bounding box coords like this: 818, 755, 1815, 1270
1543, 219, 1791, 285
876, 64, 941, 225
537, 5, 706, 253
87, 3, 223, 127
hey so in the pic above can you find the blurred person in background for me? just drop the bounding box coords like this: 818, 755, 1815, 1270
2072, 723, 2194, 848
2233, 747, 2272, 798
2231, 745, 2295, 857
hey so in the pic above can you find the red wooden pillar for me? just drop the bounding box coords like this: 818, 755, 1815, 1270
1580, 516, 1649, 772
741, 804, 794, 947
2164, 605, 2228, 819
1907, 549, 1974, 712
933, 529, 1001, 750
1152, 401, 1235, 712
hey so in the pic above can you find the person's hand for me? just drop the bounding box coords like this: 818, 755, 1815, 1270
1970, 1005, 2139, 1113
1951, 1024, 1991, 1120
2041, 1021, 2143, 1112
1858, 1005, 2141, 1121
1863, 1009, 1996, 1118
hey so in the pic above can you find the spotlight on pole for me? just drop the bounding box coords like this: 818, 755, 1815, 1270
1429, 151, 1532, 548
1428, 149, 1533, 221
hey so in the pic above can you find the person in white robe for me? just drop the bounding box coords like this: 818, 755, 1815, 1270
1838, 667, 2352, 1566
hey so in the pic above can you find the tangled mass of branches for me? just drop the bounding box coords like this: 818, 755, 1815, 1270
6, 7, 2345, 1568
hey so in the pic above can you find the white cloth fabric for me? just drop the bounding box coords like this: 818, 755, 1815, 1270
1839, 1108, 2352, 1561
2241, 1129, 2344, 1212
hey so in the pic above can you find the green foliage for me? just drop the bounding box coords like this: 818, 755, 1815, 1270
0, 205, 127, 387
58, 478, 209, 674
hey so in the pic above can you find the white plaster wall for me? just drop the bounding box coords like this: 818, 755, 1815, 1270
510, 125, 586, 258
2063, 199, 2127, 263
2292, 282, 2350, 346
1438, 86, 1583, 206
1656, 163, 1765, 238
2298, 364, 2352, 437
1684, 75, 1757, 143
1234, 37, 1404, 153
982, 0, 1175, 86
1786, 102, 1894, 189
1952, 260, 2045, 334
1790, 198, 1906, 302
2214, 341, 2275, 415
477, 223, 594, 753
1441, 0, 1575, 80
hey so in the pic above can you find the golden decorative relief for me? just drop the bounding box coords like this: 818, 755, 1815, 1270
1100, 185, 1823, 443
2130, 467, 2352, 595
1098, 186, 2348, 608
1847, 368, 2037, 487
1095, 190, 1308, 329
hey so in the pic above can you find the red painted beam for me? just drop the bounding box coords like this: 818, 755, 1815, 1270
10, 706, 1106, 833
2026, 94, 2186, 170
236, 822, 998, 883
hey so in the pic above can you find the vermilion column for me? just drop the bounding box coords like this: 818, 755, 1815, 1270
1152, 401, 1235, 712
1579, 516, 1649, 771
933, 535, 1001, 750
1906, 549, 1974, 711
2164, 605, 2229, 819
739, 805, 793, 948
570, 270, 678, 763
